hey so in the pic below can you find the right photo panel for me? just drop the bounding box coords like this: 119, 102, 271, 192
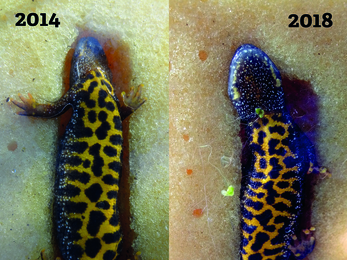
170, 1, 347, 259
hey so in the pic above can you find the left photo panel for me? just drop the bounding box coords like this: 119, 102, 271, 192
1, 1, 168, 260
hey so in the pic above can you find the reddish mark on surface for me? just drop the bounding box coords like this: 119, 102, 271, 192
199, 50, 208, 61
183, 134, 189, 141
7, 141, 17, 151
193, 208, 203, 217
186, 169, 193, 175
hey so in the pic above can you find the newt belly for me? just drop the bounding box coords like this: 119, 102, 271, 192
228, 44, 327, 260
11, 37, 145, 260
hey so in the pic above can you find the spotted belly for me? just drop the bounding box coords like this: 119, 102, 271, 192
240, 112, 305, 259
54, 70, 123, 260
228, 44, 324, 260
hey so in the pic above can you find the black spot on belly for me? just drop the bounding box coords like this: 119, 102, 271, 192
96, 201, 110, 210
262, 117, 269, 125
65, 201, 88, 214
87, 73, 94, 80
273, 215, 288, 224
103, 250, 116, 260
68, 218, 83, 241
271, 233, 285, 245
65, 156, 83, 167
98, 89, 108, 108
246, 189, 257, 197
283, 156, 297, 168
87, 211, 107, 236
88, 110, 97, 123
257, 131, 266, 145
103, 146, 118, 157
272, 202, 290, 212
88, 81, 98, 93
263, 181, 279, 205
109, 211, 120, 226
245, 199, 263, 211
102, 232, 120, 244
85, 99, 96, 109
69, 218, 83, 231
76, 106, 85, 118
255, 210, 276, 232
110, 134, 122, 145
74, 119, 93, 138
89, 144, 104, 177
85, 183, 103, 202
65, 184, 81, 197
253, 122, 261, 129
281, 191, 299, 205
251, 232, 270, 252
277, 181, 290, 189
259, 158, 267, 169
71, 141, 88, 154
113, 115, 122, 130
269, 125, 286, 135
83, 159, 91, 168
269, 139, 286, 156
98, 110, 108, 122
250, 143, 266, 156
95, 121, 111, 140
107, 190, 118, 199
109, 161, 121, 173
253, 171, 266, 179
68, 170, 90, 184
102, 174, 118, 185
242, 208, 253, 220
248, 253, 262, 260
264, 247, 283, 256
85, 237, 102, 258
242, 237, 249, 247
255, 209, 272, 226
269, 157, 281, 179
282, 170, 296, 179
69, 244, 83, 259
257, 192, 265, 198
95, 71, 102, 77
78, 90, 90, 103
106, 102, 115, 111
249, 180, 262, 189
241, 221, 257, 234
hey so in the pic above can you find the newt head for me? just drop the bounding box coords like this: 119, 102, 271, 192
70, 36, 112, 88
228, 44, 284, 121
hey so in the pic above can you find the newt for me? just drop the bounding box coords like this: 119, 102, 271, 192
228, 44, 328, 260
11, 37, 146, 260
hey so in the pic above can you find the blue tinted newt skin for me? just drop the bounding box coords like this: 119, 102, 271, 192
228, 44, 327, 260
11, 37, 146, 260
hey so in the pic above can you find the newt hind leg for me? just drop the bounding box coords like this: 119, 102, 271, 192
288, 227, 316, 260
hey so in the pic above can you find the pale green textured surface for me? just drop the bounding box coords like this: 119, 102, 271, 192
0, 1, 168, 259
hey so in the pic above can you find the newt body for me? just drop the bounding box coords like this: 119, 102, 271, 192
11, 37, 145, 260
228, 44, 325, 260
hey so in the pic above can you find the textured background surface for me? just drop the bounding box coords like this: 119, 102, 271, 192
170, 1, 347, 259
0, 1, 168, 259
